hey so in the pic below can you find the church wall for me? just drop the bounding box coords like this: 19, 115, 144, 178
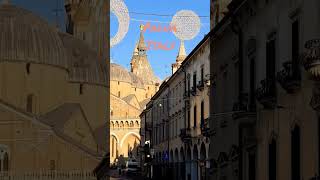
67, 83, 108, 130
110, 95, 141, 119
0, 62, 68, 114
110, 80, 133, 98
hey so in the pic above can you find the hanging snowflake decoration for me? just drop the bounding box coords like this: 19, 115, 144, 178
171, 10, 201, 41
110, 0, 130, 47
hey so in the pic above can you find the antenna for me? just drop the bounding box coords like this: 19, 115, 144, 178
52, 0, 64, 29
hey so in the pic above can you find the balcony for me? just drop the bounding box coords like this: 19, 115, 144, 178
277, 61, 301, 93
190, 87, 197, 96
302, 39, 320, 80
197, 80, 205, 91
256, 78, 276, 109
179, 128, 192, 143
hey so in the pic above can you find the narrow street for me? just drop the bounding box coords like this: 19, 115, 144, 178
108, 169, 147, 180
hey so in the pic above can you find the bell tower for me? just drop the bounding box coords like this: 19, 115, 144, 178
172, 40, 187, 74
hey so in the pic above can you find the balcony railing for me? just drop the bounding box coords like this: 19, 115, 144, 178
256, 78, 276, 109
0, 171, 96, 180
277, 60, 301, 93
302, 39, 320, 79
197, 80, 205, 91
179, 128, 192, 143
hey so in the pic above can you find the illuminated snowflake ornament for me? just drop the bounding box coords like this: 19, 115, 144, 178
110, 0, 130, 47
171, 10, 201, 41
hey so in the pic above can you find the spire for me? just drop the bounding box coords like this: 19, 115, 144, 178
176, 40, 186, 62
137, 25, 147, 52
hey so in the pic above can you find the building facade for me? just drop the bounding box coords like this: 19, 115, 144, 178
209, 0, 320, 180
0, 0, 109, 179
109, 30, 160, 165
140, 36, 211, 180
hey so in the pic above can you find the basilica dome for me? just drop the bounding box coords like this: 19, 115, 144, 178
0, 3, 68, 69
111, 63, 132, 84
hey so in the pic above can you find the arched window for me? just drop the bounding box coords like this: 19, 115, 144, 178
118, 91, 121, 97
26, 94, 33, 113
110, 110, 113, 116
291, 125, 300, 180
125, 121, 129, 128
269, 138, 277, 180
135, 121, 139, 127
130, 121, 134, 127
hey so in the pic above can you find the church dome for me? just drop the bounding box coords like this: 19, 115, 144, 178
58, 32, 108, 86
110, 63, 132, 84
0, 3, 68, 68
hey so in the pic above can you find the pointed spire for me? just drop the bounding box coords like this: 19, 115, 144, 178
176, 40, 186, 62
137, 25, 147, 52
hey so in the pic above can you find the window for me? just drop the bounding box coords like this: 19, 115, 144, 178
110, 110, 113, 116
187, 109, 191, 128
26, 63, 30, 74
50, 160, 56, 171
266, 36, 276, 95
201, 65, 204, 83
193, 105, 197, 128
193, 72, 197, 89
118, 81, 120, 85
26, 94, 33, 113
269, 138, 277, 180
118, 91, 121, 97
135, 88, 137, 91
291, 125, 300, 180
2, 152, 8, 171
292, 19, 301, 79
249, 58, 256, 110
200, 101, 204, 128
79, 84, 83, 95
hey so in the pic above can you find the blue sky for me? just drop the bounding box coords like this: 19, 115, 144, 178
11, 0, 210, 80
111, 0, 210, 79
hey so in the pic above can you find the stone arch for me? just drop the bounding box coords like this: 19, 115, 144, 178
111, 122, 115, 129
115, 121, 119, 128
120, 121, 124, 128
130, 121, 134, 127
193, 144, 198, 160
135, 121, 139, 127
110, 135, 118, 161
120, 132, 140, 147
174, 148, 179, 162
125, 121, 129, 128
200, 142, 206, 160
180, 147, 185, 162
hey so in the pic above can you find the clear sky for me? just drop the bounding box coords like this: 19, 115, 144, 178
10, 0, 210, 80
111, 0, 210, 80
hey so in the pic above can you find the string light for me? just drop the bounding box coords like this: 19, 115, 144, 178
171, 10, 201, 41
110, 0, 130, 47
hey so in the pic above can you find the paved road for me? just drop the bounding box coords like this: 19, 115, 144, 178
108, 169, 147, 180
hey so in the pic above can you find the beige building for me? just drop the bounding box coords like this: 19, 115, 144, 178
110, 30, 160, 164
141, 36, 211, 180
209, 0, 320, 180
0, 0, 109, 179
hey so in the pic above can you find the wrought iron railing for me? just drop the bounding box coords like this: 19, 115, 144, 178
256, 78, 276, 108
